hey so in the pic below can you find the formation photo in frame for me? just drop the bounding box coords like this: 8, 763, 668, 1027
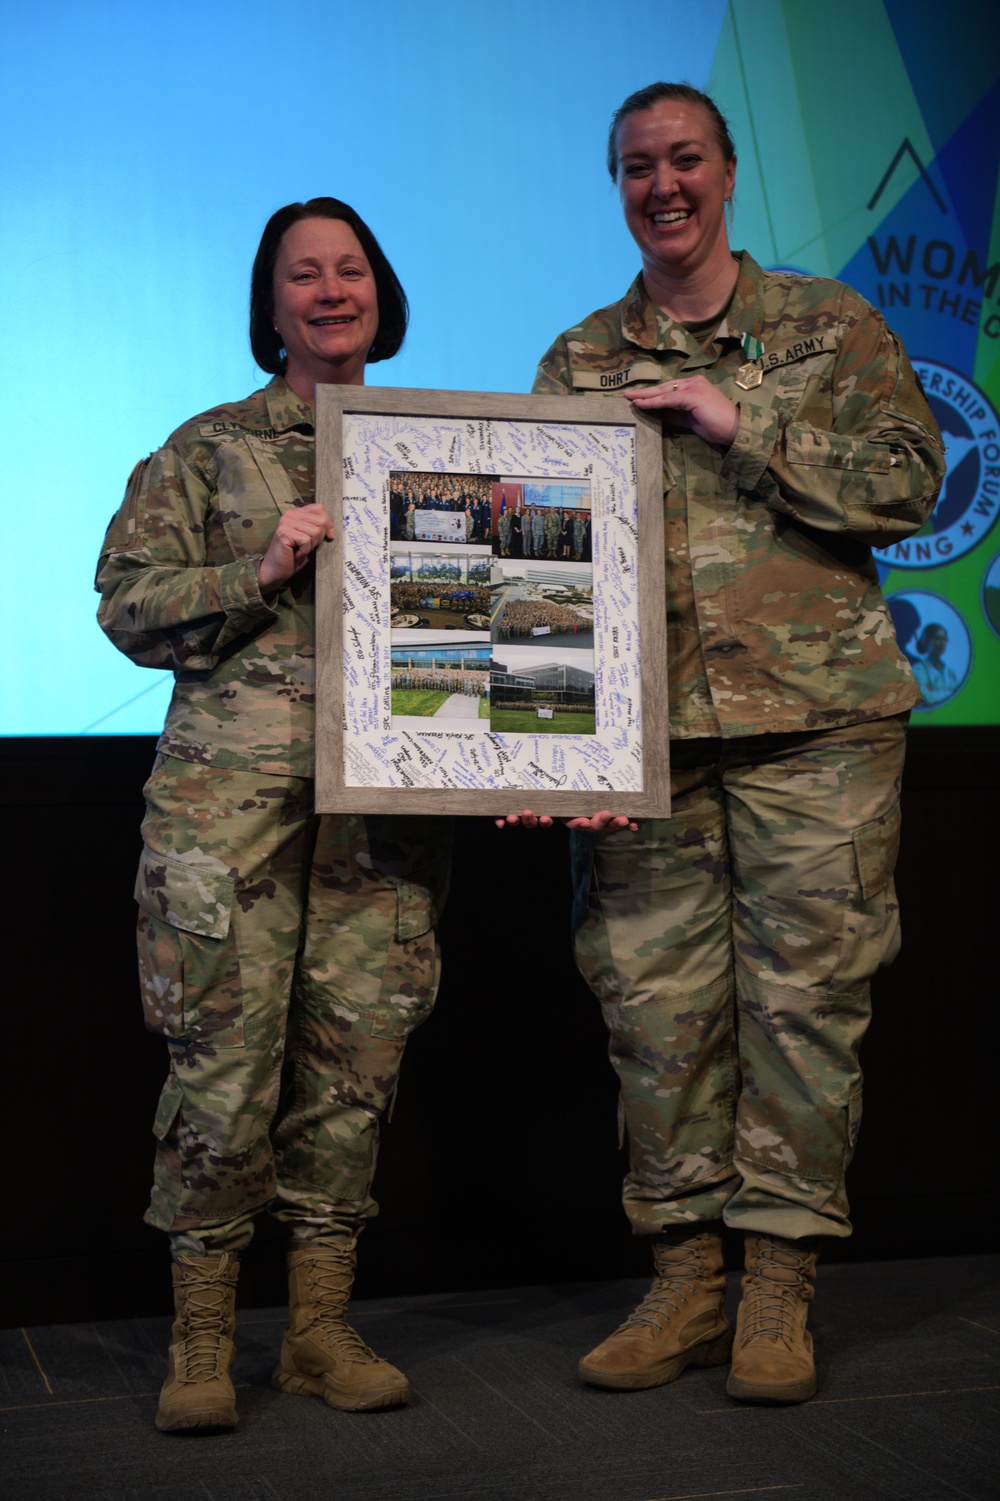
315, 387, 668, 817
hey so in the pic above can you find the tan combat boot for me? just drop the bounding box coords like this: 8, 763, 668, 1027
726, 1234, 818, 1404
578, 1228, 732, 1390
155, 1253, 239, 1432
271, 1243, 410, 1411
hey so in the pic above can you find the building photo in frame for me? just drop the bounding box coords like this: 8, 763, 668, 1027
315, 387, 667, 816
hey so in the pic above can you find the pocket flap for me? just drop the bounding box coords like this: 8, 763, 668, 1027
394, 851, 450, 940
785, 430, 892, 474
852, 802, 901, 900
152, 1074, 184, 1141
135, 848, 234, 939
396, 880, 436, 940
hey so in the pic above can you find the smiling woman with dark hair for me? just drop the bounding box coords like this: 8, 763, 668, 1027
96, 199, 450, 1435
249, 196, 409, 375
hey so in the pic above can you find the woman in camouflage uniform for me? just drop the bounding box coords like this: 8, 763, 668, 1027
530, 85, 944, 1405
97, 199, 451, 1433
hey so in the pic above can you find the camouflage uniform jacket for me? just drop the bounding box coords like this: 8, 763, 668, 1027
532, 252, 945, 738
96, 378, 318, 775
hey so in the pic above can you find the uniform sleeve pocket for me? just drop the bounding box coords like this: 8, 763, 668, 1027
852, 801, 901, 900
785, 430, 893, 474
100, 455, 152, 558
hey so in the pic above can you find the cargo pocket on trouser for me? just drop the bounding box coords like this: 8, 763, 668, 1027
834, 799, 902, 990
134, 846, 244, 1048
371, 875, 442, 1041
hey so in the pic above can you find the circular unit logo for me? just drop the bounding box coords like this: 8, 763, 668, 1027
885, 588, 972, 711
982, 550, 1000, 642
874, 359, 999, 571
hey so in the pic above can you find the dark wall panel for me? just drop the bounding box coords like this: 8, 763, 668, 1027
1, 729, 994, 1327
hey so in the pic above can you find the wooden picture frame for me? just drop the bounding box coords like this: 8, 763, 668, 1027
314, 385, 668, 817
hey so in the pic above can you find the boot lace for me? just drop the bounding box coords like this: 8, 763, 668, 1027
740, 1241, 812, 1350
174, 1255, 236, 1383
615, 1240, 708, 1335
304, 1252, 380, 1363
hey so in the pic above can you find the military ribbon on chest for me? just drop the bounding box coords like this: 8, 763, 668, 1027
736, 332, 765, 390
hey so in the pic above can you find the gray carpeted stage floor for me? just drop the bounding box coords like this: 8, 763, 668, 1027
2, 1255, 997, 1501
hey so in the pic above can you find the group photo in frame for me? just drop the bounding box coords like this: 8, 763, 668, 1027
315, 387, 669, 816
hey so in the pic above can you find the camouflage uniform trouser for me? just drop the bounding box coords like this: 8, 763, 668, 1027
572, 716, 907, 1242
136, 754, 452, 1255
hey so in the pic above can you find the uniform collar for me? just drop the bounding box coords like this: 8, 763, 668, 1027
715, 251, 766, 345
263, 376, 316, 432
620, 250, 766, 361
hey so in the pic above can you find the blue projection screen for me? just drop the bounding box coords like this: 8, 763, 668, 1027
1, 0, 726, 736
2, 0, 996, 734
